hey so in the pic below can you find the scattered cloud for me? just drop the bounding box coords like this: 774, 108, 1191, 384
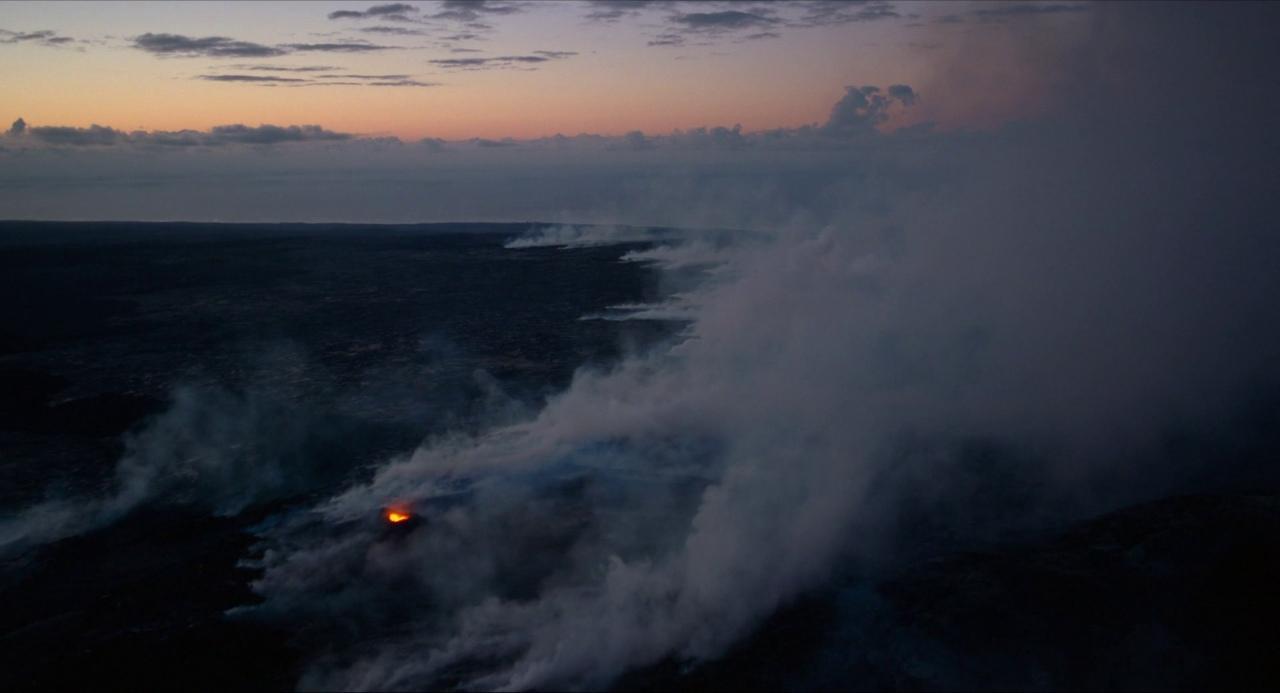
822, 84, 914, 135
326, 73, 412, 80
430, 0, 523, 22
640, 1, 904, 48
133, 32, 286, 58
938, 2, 1092, 24
198, 74, 309, 83
887, 83, 916, 106
328, 3, 420, 22
197, 71, 436, 88
647, 32, 686, 47
361, 79, 438, 87
472, 137, 516, 147
428, 51, 576, 70
14, 122, 356, 147
674, 10, 777, 32
228, 64, 341, 72
360, 25, 428, 35
582, 0, 655, 23
789, 1, 900, 28
972, 2, 1091, 20
27, 124, 124, 146
0, 28, 77, 47
131, 33, 394, 58
204, 124, 354, 144
429, 57, 490, 68
6, 78, 917, 153
282, 41, 396, 53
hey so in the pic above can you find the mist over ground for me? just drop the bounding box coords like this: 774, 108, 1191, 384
2, 3, 1279, 690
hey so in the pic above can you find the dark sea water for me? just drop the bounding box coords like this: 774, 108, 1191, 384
0, 221, 673, 688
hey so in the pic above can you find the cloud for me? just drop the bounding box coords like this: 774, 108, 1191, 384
132, 32, 286, 57
206, 124, 354, 144
28, 124, 124, 146
12, 121, 356, 147
972, 2, 1091, 20
229, 64, 342, 72
327, 73, 411, 80
197, 69, 435, 88
432, 0, 523, 21
282, 41, 395, 53
328, 3, 420, 22
887, 83, 917, 106
198, 74, 309, 83
582, 0, 655, 23
647, 32, 686, 47
363, 79, 438, 87
643, 1, 904, 47
359, 25, 428, 35
822, 85, 914, 136
935, 2, 1092, 25
674, 10, 778, 32
0, 28, 77, 47
8, 117, 25, 135
428, 51, 576, 70
668, 123, 748, 149
131, 33, 394, 58
621, 130, 655, 150
428, 57, 490, 68
788, 0, 900, 27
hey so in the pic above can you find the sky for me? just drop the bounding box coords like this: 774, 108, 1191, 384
0, 1, 1270, 229
0, 1, 1093, 140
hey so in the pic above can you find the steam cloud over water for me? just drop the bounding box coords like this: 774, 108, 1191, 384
3, 4, 1278, 690
256, 16, 1279, 686
247, 8, 1280, 689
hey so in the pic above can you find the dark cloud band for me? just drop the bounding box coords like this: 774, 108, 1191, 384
132, 33, 395, 58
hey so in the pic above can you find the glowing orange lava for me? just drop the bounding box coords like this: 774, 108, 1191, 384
386, 510, 410, 524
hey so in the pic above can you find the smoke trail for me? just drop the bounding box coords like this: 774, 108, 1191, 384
0, 344, 527, 555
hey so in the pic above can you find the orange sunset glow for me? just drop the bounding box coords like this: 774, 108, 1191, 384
0, 0, 1087, 140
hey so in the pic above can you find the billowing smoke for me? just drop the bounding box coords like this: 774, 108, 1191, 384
235, 6, 1280, 690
